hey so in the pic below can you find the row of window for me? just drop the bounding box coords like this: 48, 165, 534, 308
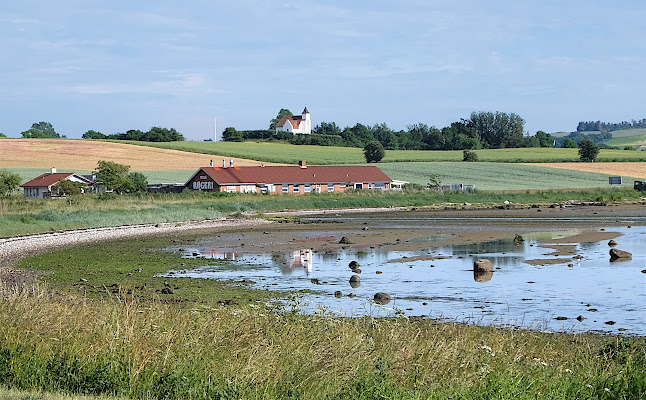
280, 183, 341, 193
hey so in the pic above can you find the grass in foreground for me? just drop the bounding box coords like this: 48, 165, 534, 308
1, 188, 643, 237
114, 140, 646, 164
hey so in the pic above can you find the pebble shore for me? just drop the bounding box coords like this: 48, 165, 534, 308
0, 218, 272, 267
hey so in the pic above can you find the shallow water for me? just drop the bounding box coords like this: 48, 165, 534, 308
168, 225, 646, 335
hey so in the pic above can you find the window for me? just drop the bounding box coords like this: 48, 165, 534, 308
327, 183, 334, 192
304, 184, 311, 193
282, 184, 289, 193
226, 186, 237, 193
293, 184, 300, 193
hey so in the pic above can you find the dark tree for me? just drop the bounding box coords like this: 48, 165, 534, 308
535, 131, 554, 147
21, 122, 61, 138
578, 139, 599, 162
363, 141, 385, 163
468, 111, 525, 148
222, 127, 243, 142
0, 133, 6, 138
128, 172, 148, 193
269, 109, 293, 130
562, 138, 577, 148
82, 130, 107, 139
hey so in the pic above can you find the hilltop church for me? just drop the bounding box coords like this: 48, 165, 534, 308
275, 107, 312, 134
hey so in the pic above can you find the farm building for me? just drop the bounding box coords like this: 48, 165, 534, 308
21, 168, 95, 198
275, 107, 312, 134
185, 161, 394, 194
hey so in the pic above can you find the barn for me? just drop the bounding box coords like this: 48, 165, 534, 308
185, 161, 394, 194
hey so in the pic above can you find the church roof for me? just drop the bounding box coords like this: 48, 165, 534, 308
302, 107, 309, 114
276, 114, 303, 128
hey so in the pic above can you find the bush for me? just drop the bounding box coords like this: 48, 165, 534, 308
0, 169, 21, 196
463, 150, 478, 162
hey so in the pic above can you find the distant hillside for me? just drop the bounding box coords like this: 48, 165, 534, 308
577, 119, 646, 132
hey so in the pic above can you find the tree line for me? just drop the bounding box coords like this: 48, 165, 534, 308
577, 119, 646, 132
6, 121, 185, 142
225, 111, 556, 151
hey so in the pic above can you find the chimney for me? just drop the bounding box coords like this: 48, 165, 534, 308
222, 159, 226, 168
51, 167, 56, 174
299, 160, 307, 168
210, 160, 213, 167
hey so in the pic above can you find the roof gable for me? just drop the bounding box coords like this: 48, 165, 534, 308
21, 172, 93, 187
276, 114, 303, 128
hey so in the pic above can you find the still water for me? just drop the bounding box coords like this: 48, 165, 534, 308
168, 225, 645, 335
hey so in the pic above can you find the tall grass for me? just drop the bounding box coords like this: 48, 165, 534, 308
1, 188, 642, 237
0, 282, 644, 399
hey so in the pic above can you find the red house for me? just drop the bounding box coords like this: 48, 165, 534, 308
185, 161, 394, 194
21, 168, 95, 198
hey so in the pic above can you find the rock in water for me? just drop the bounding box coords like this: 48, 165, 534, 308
334, 291, 342, 298
473, 259, 494, 272
609, 249, 632, 261
608, 240, 618, 246
339, 237, 353, 244
349, 274, 361, 288
513, 234, 525, 245
373, 292, 391, 305
348, 260, 360, 269
473, 270, 493, 283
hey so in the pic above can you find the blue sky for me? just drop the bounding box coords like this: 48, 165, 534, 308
1, 1, 644, 140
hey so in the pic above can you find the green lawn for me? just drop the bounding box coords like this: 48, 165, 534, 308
111, 140, 646, 164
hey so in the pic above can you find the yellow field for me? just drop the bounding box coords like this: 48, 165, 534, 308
0, 139, 275, 171
526, 162, 646, 179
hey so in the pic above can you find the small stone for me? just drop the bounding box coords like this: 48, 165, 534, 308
351, 268, 362, 274
376, 271, 383, 274
576, 315, 585, 322
555, 316, 568, 320
430, 264, 435, 268
422, 302, 428, 305
334, 291, 342, 298
608, 240, 618, 246
161, 287, 173, 295
568, 264, 574, 267
373, 292, 391, 305
349, 274, 361, 283
604, 320, 616, 325
80, 278, 88, 282
348, 260, 360, 269
513, 234, 524, 245
310, 278, 321, 285
348, 293, 356, 298
338, 237, 353, 244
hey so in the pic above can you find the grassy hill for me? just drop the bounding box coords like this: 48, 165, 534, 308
114, 140, 646, 164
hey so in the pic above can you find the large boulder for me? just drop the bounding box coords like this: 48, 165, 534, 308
373, 292, 391, 305
473, 259, 494, 272
609, 249, 632, 261
349, 274, 361, 288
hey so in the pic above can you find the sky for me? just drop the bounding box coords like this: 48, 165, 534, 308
1, 0, 645, 140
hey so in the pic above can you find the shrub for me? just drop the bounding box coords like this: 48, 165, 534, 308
0, 169, 21, 196
578, 139, 600, 162
363, 141, 385, 163
463, 150, 478, 162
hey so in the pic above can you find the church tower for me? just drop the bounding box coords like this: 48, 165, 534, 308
302, 107, 311, 134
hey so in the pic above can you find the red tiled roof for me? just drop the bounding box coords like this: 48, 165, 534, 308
21, 173, 93, 187
276, 114, 303, 128
195, 165, 392, 185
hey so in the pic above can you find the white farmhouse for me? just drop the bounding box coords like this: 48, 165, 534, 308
275, 107, 311, 134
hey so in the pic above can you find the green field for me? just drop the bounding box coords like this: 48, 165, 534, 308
610, 128, 646, 138
606, 134, 646, 148
113, 140, 646, 164
378, 162, 639, 191
9, 163, 638, 192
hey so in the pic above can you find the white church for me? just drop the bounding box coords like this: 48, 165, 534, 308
275, 107, 312, 134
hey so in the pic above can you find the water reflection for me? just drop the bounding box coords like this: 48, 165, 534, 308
474, 270, 493, 283
172, 226, 646, 334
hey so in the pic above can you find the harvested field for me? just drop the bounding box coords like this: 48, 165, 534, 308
0, 139, 278, 171
526, 162, 646, 179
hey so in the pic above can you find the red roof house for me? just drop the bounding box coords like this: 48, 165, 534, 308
275, 107, 312, 134
21, 168, 94, 198
185, 160, 393, 194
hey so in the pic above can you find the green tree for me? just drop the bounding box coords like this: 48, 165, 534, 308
562, 138, 577, 148
269, 109, 293, 130
363, 141, 385, 163
463, 150, 478, 162
222, 127, 243, 142
96, 161, 132, 194
0, 132, 6, 138
535, 131, 554, 147
82, 130, 106, 139
21, 122, 60, 138
0, 169, 22, 196
128, 172, 148, 193
56, 180, 86, 196
468, 111, 525, 148
578, 139, 599, 162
